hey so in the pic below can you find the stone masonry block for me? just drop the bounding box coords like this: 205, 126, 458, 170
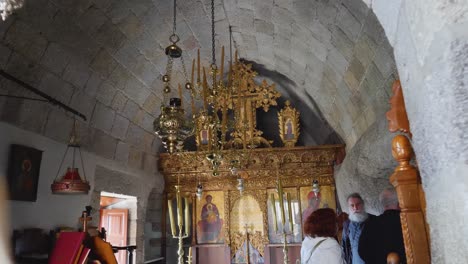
39, 72, 75, 104
122, 100, 140, 120
128, 146, 144, 170
6, 52, 44, 86
326, 47, 349, 77
337, 5, 363, 42
94, 20, 127, 54
106, 0, 131, 24
362, 11, 386, 46
17, 101, 49, 134
115, 140, 130, 164
91, 129, 118, 160
373, 46, 396, 79
317, 0, 339, 26
40, 42, 71, 76
343, 70, 359, 93
363, 62, 384, 90
132, 31, 160, 61
108, 64, 131, 90
255, 19, 274, 35
0, 44, 12, 69
142, 93, 161, 116
95, 81, 117, 106
77, 6, 107, 36
63, 60, 92, 89
91, 102, 115, 133
309, 20, 332, 45
111, 91, 128, 113
84, 72, 104, 97
353, 34, 377, 68
90, 49, 118, 79
341, 0, 369, 23
5, 20, 48, 63
123, 76, 150, 106
347, 57, 366, 84
44, 110, 74, 144
117, 13, 145, 40
111, 114, 130, 140
70, 90, 97, 122
125, 122, 146, 149
331, 26, 354, 61
143, 152, 157, 174
253, 1, 273, 21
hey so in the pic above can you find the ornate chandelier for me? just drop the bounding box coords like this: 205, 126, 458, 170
0, 0, 23, 21
154, 0, 282, 180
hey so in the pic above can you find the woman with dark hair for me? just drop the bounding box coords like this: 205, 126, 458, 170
301, 208, 344, 264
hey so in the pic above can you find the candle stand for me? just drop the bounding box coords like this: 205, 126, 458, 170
270, 178, 295, 264
167, 185, 191, 264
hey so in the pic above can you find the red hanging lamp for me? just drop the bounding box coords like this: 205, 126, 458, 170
51, 120, 90, 194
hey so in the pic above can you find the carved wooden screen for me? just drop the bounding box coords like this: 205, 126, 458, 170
160, 145, 344, 257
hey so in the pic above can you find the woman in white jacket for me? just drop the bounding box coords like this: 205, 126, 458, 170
301, 208, 345, 264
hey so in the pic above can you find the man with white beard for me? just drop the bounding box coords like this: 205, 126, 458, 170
341, 193, 374, 264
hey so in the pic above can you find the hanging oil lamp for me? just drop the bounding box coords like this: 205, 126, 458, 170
51, 120, 90, 194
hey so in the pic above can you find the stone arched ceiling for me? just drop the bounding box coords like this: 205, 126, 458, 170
0, 0, 397, 169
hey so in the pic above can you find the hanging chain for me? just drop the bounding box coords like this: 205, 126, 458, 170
173, 0, 177, 35
181, 55, 189, 83
211, 0, 216, 66
229, 25, 233, 63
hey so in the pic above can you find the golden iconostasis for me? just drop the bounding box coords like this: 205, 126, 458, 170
161, 145, 343, 257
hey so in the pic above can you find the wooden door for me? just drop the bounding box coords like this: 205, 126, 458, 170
100, 209, 128, 263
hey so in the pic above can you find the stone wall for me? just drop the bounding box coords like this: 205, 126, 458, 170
335, 117, 397, 216
90, 165, 164, 263
368, 1, 468, 263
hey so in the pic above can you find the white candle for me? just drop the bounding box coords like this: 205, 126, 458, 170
270, 193, 278, 232
184, 197, 191, 236
168, 199, 176, 237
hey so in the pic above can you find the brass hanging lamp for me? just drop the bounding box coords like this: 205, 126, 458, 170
153, 0, 193, 154
51, 120, 90, 194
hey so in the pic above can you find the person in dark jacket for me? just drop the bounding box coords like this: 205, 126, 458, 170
341, 193, 375, 264
358, 187, 406, 263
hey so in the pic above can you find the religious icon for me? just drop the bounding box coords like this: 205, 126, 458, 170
195, 111, 213, 150
200, 129, 209, 145
278, 101, 300, 147
7, 144, 43, 201
300, 186, 336, 225
284, 118, 294, 140
197, 192, 225, 243
301, 191, 322, 224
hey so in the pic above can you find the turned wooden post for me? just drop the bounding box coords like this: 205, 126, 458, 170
387, 252, 400, 264
389, 135, 430, 264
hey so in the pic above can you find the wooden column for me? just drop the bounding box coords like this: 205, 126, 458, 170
389, 135, 430, 264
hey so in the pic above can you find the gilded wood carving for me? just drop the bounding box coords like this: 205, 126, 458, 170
229, 190, 269, 256
278, 100, 300, 147
386, 80, 411, 137
161, 145, 343, 254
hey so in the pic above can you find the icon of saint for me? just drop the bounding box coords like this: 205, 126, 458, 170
285, 119, 294, 140
302, 191, 321, 224
197, 195, 223, 243
200, 129, 209, 145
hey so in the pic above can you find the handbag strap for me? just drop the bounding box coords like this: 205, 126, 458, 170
304, 238, 327, 263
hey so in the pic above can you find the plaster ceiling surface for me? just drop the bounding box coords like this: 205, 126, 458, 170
0, 0, 398, 170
